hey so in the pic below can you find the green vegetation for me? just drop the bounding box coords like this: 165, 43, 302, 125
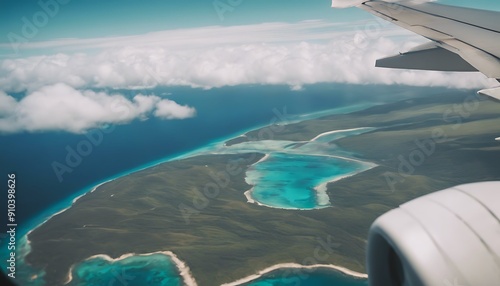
26, 90, 500, 286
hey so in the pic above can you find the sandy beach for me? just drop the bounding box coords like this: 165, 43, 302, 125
64, 251, 197, 286
314, 181, 332, 206
243, 189, 256, 204
309, 127, 370, 142
243, 186, 330, 210
221, 262, 368, 286
251, 153, 270, 166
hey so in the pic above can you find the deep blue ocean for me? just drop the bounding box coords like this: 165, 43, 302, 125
0, 84, 455, 285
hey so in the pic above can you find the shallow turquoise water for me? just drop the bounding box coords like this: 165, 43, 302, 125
240, 127, 374, 210
246, 153, 364, 209
68, 253, 182, 286
244, 267, 368, 286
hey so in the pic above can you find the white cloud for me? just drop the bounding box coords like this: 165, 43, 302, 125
0, 83, 195, 133
0, 91, 17, 115
0, 21, 493, 93
154, 99, 196, 119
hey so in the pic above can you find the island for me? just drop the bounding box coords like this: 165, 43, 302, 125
25, 90, 500, 286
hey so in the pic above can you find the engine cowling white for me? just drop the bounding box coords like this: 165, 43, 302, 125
367, 181, 500, 285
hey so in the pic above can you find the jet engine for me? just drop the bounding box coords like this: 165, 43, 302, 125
367, 182, 500, 285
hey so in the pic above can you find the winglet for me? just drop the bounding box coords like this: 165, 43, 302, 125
478, 87, 500, 101
331, 0, 365, 8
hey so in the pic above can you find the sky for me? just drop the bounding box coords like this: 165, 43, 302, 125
0, 0, 365, 42
0, 0, 498, 44
0, 0, 499, 133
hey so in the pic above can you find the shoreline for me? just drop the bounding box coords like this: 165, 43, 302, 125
313, 164, 376, 206
20, 144, 214, 270
251, 153, 270, 166
26, 181, 111, 240
221, 263, 368, 286
64, 251, 197, 286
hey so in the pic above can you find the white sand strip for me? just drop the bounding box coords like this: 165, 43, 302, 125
244, 187, 329, 210
251, 153, 270, 166
244, 189, 255, 204
221, 263, 368, 286
309, 127, 369, 142
314, 182, 331, 207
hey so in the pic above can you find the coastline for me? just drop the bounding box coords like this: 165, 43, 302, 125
21, 143, 215, 267
26, 181, 111, 241
221, 263, 368, 286
313, 162, 377, 206
64, 251, 198, 286
251, 153, 270, 166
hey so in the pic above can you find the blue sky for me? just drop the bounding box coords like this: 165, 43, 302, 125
2, 0, 498, 44
0, 0, 364, 43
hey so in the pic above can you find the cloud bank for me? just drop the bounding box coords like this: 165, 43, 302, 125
1, 21, 492, 93
0, 21, 494, 133
0, 84, 195, 133
1, 38, 492, 93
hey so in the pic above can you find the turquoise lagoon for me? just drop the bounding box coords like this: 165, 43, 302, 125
246, 153, 365, 209
68, 254, 183, 286
220, 127, 376, 210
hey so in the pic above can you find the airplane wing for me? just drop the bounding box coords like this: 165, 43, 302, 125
332, 0, 500, 99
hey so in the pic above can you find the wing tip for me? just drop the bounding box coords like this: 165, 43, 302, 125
331, 0, 366, 8
477, 87, 500, 101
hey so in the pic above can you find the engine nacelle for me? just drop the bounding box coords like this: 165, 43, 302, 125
367, 181, 500, 285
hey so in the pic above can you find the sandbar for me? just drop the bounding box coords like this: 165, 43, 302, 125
221, 262, 368, 286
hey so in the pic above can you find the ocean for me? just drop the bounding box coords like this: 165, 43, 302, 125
0, 84, 450, 285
